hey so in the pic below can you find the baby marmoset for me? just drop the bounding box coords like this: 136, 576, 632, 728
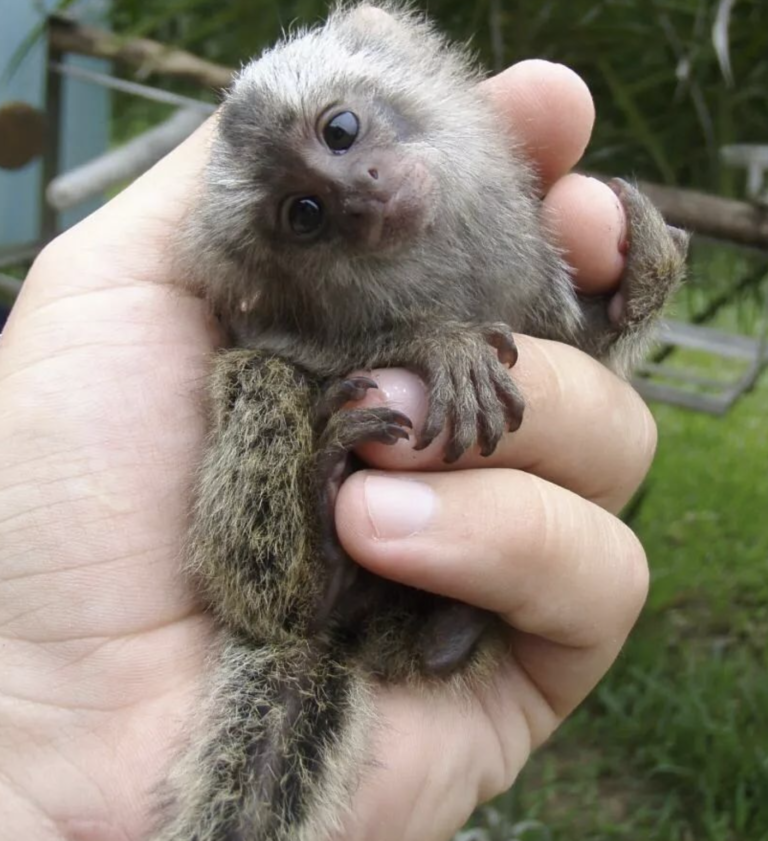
157, 4, 688, 840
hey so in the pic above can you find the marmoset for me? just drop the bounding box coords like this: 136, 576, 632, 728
155, 4, 688, 840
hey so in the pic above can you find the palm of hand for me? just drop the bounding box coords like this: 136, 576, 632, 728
0, 234, 216, 837
0, 256, 534, 840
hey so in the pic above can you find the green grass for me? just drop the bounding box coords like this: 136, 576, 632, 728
491, 257, 768, 840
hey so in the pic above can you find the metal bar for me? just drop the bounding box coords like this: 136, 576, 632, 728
721, 143, 768, 167
660, 319, 768, 360
41, 37, 62, 244
46, 107, 206, 211
637, 364, 731, 389
49, 60, 216, 113
634, 379, 733, 414
737, 289, 768, 391
0, 241, 42, 269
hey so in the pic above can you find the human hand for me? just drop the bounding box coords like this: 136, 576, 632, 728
329, 65, 652, 841
0, 61, 650, 841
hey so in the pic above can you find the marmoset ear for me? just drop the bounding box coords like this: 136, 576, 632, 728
339, 2, 415, 44
669, 226, 690, 260
345, 3, 398, 31
336, 3, 450, 72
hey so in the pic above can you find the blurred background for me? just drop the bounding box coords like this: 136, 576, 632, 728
1, 1, 767, 839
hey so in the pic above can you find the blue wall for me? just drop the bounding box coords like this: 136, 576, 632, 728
0, 0, 111, 248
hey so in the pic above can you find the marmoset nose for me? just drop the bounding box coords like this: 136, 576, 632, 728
347, 158, 396, 201
328, 154, 404, 247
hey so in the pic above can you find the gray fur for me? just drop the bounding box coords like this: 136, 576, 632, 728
159, 4, 689, 840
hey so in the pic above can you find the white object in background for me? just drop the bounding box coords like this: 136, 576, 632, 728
47, 107, 208, 211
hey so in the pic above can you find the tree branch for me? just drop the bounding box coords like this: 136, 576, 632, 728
48, 15, 234, 90
591, 176, 768, 250
46, 108, 208, 211
638, 180, 768, 249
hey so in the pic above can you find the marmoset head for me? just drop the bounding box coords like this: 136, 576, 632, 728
190, 2, 533, 325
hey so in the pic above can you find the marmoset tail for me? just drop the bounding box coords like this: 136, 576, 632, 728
157, 3, 688, 839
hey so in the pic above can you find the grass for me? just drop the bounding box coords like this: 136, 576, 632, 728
484, 250, 768, 840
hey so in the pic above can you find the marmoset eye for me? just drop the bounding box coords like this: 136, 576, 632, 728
286, 197, 325, 237
322, 111, 360, 152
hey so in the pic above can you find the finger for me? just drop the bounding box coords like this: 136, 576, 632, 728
481, 59, 595, 190
482, 64, 629, 292
543, 173, 628, 295
336, 467, 649, 715
351, 336, 657, 514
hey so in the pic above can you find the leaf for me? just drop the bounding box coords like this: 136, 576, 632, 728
597, 58, 677, 184
712, 0, 737, 86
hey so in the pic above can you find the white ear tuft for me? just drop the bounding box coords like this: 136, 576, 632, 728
346, 4, 400, 34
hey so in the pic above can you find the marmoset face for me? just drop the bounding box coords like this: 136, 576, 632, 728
217, 85, 436, 256
203, 3, 499, 300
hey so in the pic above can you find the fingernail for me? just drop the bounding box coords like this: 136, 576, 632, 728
588, 176, 628, 257
364, 475, 436, 540
608, 184, 629, 255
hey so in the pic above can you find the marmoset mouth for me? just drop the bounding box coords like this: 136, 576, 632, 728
340, 162, 433, 252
